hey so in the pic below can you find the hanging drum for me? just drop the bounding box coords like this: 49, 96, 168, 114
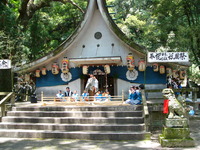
180, 70, 186, 80
82, 66, 88, 75
138, 59, 146, 72
166, 67, 172, 76
52, 62, 59, 75
153, 63, 159, 72
104, 65, 111, 74
42, 67, 47, 75
126, 53, 135, 71
160, 65, 165, 74
173, 70, 179, 78
61, 57, 69, 73
35, 69, 40, 78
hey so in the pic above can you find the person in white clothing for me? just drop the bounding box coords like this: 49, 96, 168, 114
71, 90, 79, 102
85, 74, 98, 96
56, 90, 64, 101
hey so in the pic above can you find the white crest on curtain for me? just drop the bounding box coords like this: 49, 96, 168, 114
61, 72, 72, 82
126, 69, 138, 81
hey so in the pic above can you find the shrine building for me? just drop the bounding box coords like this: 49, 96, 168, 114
16, 0, 189, 97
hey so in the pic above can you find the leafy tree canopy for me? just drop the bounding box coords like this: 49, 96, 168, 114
0, 0, 199, 83
107, 0, 200, 83
0, 0, 87, 64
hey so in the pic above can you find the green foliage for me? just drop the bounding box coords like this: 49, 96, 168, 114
0, 0, 86, 63
107, 0, 200, 83
0, 0, 199, 83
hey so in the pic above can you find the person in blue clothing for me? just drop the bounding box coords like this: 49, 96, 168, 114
56, 90, 64, 101
125, 86, 142, 105
82, 90, 89, 101
134, 87, 142, 104
95, 90, 102, 101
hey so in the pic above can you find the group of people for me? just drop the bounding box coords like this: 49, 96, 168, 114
56, 87, 111, 102
56, 87, 89, 102
94, 90, 111, 102
56, 73, 144, 105
124, 84, 144, 105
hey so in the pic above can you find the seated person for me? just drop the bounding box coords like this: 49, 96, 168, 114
134, 87, 142, 104
82, 90, 89, 101
102, 91, 111, 101
95, 91, 102, 101
125, 87, 142, 105
128, 86, 135, 98
56, 90, 64, 101
71, 90, 79, 102
65, 87, 73, 97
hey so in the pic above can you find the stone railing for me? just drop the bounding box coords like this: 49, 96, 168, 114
0, 92, 15, 118
141, 90, 150, 132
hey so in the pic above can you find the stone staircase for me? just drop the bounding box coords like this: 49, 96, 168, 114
0, 105, 150, 140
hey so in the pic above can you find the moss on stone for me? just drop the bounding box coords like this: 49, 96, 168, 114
159, 135, 195, 147
162, 127, 190, 139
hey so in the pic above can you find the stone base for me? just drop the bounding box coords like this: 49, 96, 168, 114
165, 118, 188, 128
162, 127, 190, 139
159, 135, 195, 147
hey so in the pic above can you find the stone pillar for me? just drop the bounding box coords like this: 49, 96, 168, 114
159, 118, 195, 147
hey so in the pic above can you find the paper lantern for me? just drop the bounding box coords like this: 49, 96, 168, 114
173, 70, 179, 78
25, 74, 30, 82
52, 62, 59, 75
160, 65, 165, 74
104, 65, 110, 74
153, 63, 159, 72
180, 70, 186, 80
166, 68, 172, 76
82, 66, 88, 75
61, 57, 69, 73
35, 69, 40, 78
126, 53, 135, 71
42, 67, 47, 75
138, 60, 146, 72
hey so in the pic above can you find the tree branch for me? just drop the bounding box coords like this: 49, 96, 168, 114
17, 0, 85, 27
65, 0, 85, 14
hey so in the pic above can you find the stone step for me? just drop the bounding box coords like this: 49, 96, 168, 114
12, 105, 143, 112
7, 111, 142, 118
0, 129, 150, 140
0, 123, 145, 131
2, 116, 144, 124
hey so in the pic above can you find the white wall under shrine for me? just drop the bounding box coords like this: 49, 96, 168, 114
36, 79, 81, 99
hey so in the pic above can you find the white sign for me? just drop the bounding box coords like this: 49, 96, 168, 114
148, 52, 189, 63
0, 59, 11, 69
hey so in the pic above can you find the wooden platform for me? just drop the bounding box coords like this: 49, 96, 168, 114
40, 101, 127, 107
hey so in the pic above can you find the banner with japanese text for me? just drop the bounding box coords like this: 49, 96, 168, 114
0, 59, 11, 69
147, 52, 189, 63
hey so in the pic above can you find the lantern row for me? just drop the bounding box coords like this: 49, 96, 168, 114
34, 55, 186, 80
126, 53, 186, 79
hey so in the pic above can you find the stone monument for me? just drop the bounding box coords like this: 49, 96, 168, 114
159, 88, 195, 147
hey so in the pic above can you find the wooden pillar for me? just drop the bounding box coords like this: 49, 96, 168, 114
122, 90, 124, 102
11, 93, 15, 106
1, 104, 6, 117
192, 88, 198, 110
41, 91, 44, 103
192, 88, 197, 102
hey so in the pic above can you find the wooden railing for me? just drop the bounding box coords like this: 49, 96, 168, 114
141, 90, 150, 132
0, 92, 15, 117
41, 90, 125, 104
